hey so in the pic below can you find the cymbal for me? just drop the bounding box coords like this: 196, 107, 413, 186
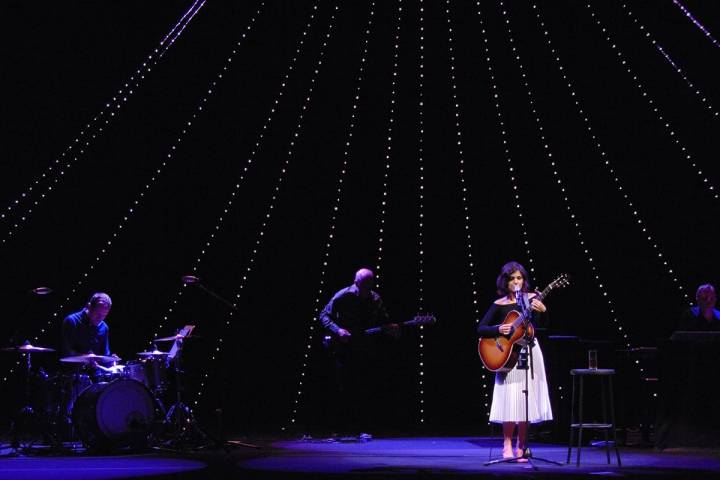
60, 353, 119, 364
153, 334, 190, 342
2, 344, 56, 353
137, 350, 169, 357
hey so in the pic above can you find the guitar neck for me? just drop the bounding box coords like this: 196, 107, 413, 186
363, 316, 433, 335
364, 321, 406, 335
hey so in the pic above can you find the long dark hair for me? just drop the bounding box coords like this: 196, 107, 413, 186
496, 261, 531, 296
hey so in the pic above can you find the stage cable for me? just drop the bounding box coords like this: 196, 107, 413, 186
496, 2, 641, 364
672, 0, 720, 49
282, 2, 378, 432
189, 3, 342, 409
150, 1, 323, 344
0, 0, 208, 247
584, 2, 719, 201
445, 1, 493, 418
0, 3, 265, 384
620, 4, 719, 119
531, 3, 691, 312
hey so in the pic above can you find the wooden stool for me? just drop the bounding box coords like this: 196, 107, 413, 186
567, 368, 621, 467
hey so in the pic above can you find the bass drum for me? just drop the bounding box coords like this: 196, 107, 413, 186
72, 379, 157, 450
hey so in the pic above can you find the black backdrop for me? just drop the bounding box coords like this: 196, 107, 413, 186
1, 0, 719, 437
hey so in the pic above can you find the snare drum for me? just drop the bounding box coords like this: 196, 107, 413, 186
94, 364, 126, 384
125, 359, 167, 393
72, 378, 157, 449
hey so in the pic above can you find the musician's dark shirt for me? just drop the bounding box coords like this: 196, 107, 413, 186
678, 306, 720, 332
61, 309, 110, 356
319, 285, 389, 335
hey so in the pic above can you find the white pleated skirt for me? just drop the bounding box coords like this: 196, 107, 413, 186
489, 338, 553, 424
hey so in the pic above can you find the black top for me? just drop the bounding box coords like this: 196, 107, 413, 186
477, 300, 547, 337
61, 309, 110, 356
319, 284, 389, 335
678, 306, 720, 332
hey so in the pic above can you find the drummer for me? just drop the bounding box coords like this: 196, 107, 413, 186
61, 292, 112, 361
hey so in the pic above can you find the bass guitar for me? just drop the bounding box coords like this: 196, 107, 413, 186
477, 274, 569, 372
323, 314, 437, 350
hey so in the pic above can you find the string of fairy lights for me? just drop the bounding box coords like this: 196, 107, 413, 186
533, 3, 693, 312
160, 0, 205, 46
375, 0, 402, 288
584, 3, 719, 201
0, 0, 207, 248
189, 3, 342, 410
443, 1, 491, 415
672, 0, 720, 49
372, 1, 404, 291
472, 3, 536, 274
9, 0, 716, 424
497, 2, 645, 377
282, 2, 377, 432
150, 1, 322, 345
0, 3, 265, 384
529, 3, 695, 398
415, 0, 427, 426
159, 0, 207, 58
470, 1, 540, 410
500, 1, 668, 390
620, 4, 719, 119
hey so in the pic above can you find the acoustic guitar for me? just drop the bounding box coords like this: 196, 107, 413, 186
323, 314, 437, 350
477, 274, 569, 372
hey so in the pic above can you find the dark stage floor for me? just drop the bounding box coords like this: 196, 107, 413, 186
2, 436, 720, 479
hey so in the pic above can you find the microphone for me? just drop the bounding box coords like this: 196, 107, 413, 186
30, 287, 52, 295
512, 284, 522, 303
513, 284, 529, 313
181, 275, 201, 285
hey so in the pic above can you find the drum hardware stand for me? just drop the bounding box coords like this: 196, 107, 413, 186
157, 333, 257, 452
6, 350, 39, 454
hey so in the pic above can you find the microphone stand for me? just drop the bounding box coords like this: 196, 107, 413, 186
194, 283, 238, 313
180, 276, 259, 450
485, 290, 563, 469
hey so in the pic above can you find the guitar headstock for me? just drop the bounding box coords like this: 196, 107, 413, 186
410, 314, 437, 326
548, 273, 570, 291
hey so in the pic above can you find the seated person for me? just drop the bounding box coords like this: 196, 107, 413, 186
62, 292, 112, 357
678, 284, 720, 331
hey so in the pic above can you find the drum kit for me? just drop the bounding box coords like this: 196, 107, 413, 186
2, 330, 201, 453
